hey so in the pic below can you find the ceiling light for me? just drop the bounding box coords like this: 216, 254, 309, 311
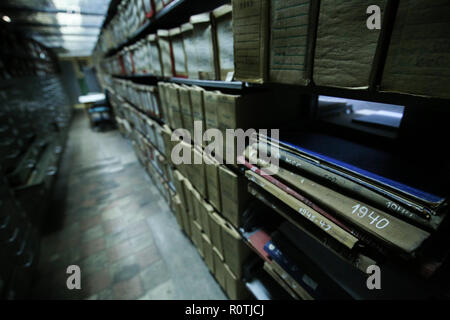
2, 15, 11, 23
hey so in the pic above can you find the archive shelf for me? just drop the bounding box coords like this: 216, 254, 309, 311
99, 0, 230, 58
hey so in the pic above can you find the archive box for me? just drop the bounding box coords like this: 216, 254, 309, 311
203, 152, 221, 212
170, 27, 189, 78
181, 22, 198, 79
202, 234, 215, 273
178, 85, 194, 138
192, 220, 204, 257
233, 0, 269, 83
381, 0, 450, 99
213, 4, 234, 81
157, 29, 174, 77
149, 34, 164, 76
190, 13, 218, 80
208, 211, 226, 256
314, 0, 386, 88
224, 264, 250, 300
269, 0, 317, 85
219, 165, 249, 228
189, 85, 206, 147
213, 247, 227, 290
221, 219, 252, 278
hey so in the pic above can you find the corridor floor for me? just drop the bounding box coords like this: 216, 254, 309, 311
31, 111, 227, 300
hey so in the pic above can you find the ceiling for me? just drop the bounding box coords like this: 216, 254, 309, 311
0, 0, 111, 57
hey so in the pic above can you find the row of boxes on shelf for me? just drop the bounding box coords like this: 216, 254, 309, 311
102, 4, 233, 81
230, 0, 450, 99
157, 81, 301, 165
172, 168, 252, 300
109, 87, 254, 299
112, 79, 163, 120
98, 0, 175, 53
102, 0, 450, 99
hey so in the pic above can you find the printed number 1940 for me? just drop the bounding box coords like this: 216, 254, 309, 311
352, 204, 390, 230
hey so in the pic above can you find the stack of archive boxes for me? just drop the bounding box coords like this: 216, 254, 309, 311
101, 4, 234, 82
157, 79, 302, 299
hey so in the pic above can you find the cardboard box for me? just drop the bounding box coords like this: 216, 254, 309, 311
189, 85, 206, 147
190, 146, 207, 199
202, 234, 214, 273
198, 198, 214, 240
157, 29, 174, 77
269, 0, 317, 85
232, 0, 269, 83
221, 219, 251, 279
149, 34, 163, 76
212, 247, 226, 290
190, 13, 218, 80
209, 211, 226, 256
192, 220, 204, 257
219, 166, 249, 228
185, 179, 201, 223
313, 0, 386, 88
213, 4, 234, 81
170, 27, 189, 78
203, 153, 221, 212
181, 22, 198, 79
157, 82, 170, 123
183, 178, 195, 219
178, 85, 194, 139
224, 264, 250, 300
172, 196, 183, 228
203, 90, 220, 132
166, 84, 183, 130
381, 0, 450, 99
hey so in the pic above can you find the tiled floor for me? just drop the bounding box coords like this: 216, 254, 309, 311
31, 111, 227, 300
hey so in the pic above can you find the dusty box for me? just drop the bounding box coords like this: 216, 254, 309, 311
170, 27, 189, 78
198, 198, 214, 240
213, 4, 234, 81
157, 82, 170, 123
192, 220, 204, 257
208, 211, 225, 256
181, 22, 198, 79
381, 1, 450, 99
191, 146, 207, 199
149, 34, 163, 76
233, 0, 269, 83
203, 153, 221, 212
166, 84, 184, 130
269, 0, 317, 85
189, 86, 206, 147
214, 90, 301, 164
213, 247, 226, 290
173, 170, 187, 208
178, 85, 194, 138
313, 0, 386, 88
203, 90, 220, 132
172, 195, 183, 228
173, 140, 191, 179
219, 166, 249, 228
186, 179, 201, 223
157, 29, 174, 77
224, 263, 250, 300
183, 179, 195, 225
202, 234, 214, 273
190, 13, 218, 80
159, 124, 173, 160
221, 220, 251, 279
